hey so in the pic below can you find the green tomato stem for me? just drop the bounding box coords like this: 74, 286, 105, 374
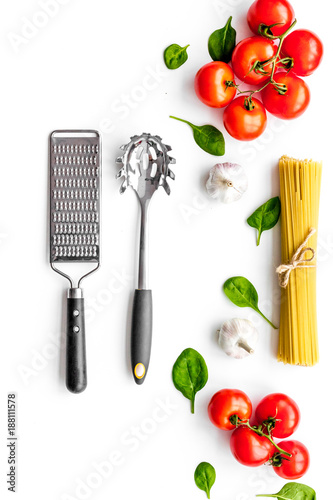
237, 418, 291, 458
235, 18, 298, 103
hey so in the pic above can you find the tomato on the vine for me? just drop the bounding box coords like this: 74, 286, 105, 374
194, 62, 236, 108
273, 440, 310, 479
230, 427, 276, 467
223, 96, 267, 141
232, 36, 277, 85
261, 72, 310, 119
282, 29, 324, 76
247, 0, 295, 37
208, 389, 252, 430
255, 393, 300, 438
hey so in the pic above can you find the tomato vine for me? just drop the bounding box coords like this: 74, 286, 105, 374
229, 414, 292, 460
226, 18, 298, 110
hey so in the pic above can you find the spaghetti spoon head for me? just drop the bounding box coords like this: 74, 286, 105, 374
116, 133, 175, 202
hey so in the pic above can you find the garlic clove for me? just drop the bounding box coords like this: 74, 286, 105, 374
218, 318, 258, 359
206, 162, 248, 203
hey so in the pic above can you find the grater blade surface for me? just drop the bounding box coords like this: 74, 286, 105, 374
50, 131, 100, 265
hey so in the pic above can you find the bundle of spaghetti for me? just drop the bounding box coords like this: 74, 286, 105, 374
278, 156, 322, 366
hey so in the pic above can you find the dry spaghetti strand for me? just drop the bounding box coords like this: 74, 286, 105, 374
278, 156, 322, 366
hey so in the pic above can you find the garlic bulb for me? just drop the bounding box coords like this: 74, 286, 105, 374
218, 318, 258, 359
206, 162, 248, 203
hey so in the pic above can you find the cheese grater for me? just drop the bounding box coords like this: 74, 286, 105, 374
49, 130, 101, 394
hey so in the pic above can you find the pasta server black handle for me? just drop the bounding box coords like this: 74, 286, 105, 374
131, 289, 152, 384
66, 289, 87, 394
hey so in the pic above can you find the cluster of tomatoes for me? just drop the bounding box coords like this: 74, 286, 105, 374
195, 0, 323, 141
208, 389, 310, 479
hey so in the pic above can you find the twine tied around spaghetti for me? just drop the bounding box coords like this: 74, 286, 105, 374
276, 228, 317, 288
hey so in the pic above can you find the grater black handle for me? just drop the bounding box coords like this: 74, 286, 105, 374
66, 289, 87, 394
131, 289, 152, 385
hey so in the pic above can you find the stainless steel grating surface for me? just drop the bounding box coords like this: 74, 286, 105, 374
50, 132, 100, 263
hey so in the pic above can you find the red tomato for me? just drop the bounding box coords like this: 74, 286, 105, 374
194, 62, 236, 108
255, 393, 300, 438
273, 440, 310, 479
230, 427, 276, 467
232, 36, 277, 85
223, 96, 267, 141
261, 72, 310, 119
247, 0, 295, 37
282, 29, 324, 76
208, 389, 252, 430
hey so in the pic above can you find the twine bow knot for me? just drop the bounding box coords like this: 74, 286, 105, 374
276, 228, 317, 288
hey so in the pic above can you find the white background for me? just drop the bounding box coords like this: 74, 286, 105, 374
1, 0, 332, 498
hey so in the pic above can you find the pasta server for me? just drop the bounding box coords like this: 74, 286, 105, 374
116, 133, 175, 384
49, 130, 101, 393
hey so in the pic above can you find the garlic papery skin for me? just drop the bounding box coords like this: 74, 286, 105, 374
218, 318, 258, 359
206, 162, 248, 203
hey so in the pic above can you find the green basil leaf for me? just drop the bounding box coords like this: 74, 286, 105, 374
169, 116, 225, 156
256, 482, 316, 499
194, 462, 216, 499
172, 348, 208, 413
247, 196, 281, 246
208, 16, 236, 63
223, 276, 277, 329
164, 44, 190, 70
